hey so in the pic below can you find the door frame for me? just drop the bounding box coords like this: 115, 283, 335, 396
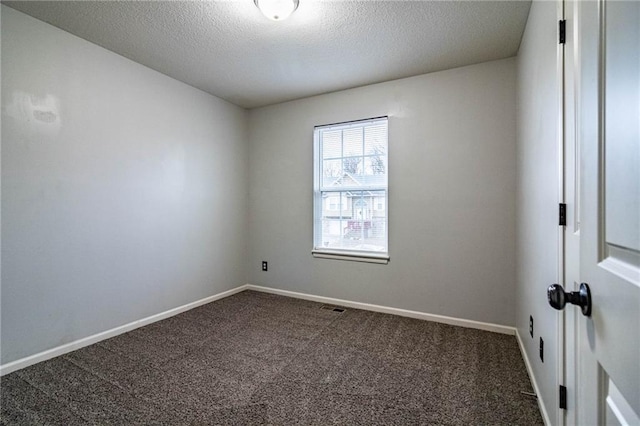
557, 0, 569, 424
560, 0, 580, 424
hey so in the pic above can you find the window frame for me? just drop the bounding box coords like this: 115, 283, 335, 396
312, 116, 389, 264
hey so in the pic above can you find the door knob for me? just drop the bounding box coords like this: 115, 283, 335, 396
547, 283, 592, 317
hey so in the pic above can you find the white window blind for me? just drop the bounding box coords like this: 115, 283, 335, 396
313, 117, 388, 262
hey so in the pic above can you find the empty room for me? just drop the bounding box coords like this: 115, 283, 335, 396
1, 0, 638, 424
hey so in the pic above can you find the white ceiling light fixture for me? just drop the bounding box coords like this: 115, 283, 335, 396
254, 0, 299, 21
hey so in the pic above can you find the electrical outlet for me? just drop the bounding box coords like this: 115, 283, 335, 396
261, 261, 268, 271
529, 315, 534, 338
539, 337, 544, 362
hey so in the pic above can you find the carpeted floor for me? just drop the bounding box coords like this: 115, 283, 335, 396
1, 290, 543, 425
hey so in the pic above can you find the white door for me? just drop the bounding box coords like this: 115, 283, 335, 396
575, 0, 640, 423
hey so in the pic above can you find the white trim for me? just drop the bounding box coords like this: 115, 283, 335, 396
245, 284, 515, 335
557, 0, 567, 424
2, 283, 517, 376
313, 117, 389, 258
0, 285, 250, 376
314, 116, 388, 131
516, 329, 552, 426
312, 250, 389, 264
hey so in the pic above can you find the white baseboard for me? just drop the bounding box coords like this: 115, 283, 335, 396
245, 284, 515, 335
515, 329, 551, 426
2, 283, 516, 376
0, 285, 249, 376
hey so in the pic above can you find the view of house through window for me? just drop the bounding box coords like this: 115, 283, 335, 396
313, 117, 388, 258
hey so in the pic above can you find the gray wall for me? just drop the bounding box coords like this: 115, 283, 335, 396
1, 6, 249, 364
248, 58, 517, 327
516, 0, 560, 423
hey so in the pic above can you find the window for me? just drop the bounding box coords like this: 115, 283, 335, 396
313, 117, 388, 263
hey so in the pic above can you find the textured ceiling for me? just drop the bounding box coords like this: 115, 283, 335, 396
4, 0, 531, 109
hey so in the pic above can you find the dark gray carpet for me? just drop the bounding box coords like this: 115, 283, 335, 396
1, 290, 543, 425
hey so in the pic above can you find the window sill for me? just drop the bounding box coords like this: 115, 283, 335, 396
312, 250, 389, 264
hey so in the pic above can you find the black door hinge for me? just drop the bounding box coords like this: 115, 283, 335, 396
559, 20, 566, 44
559, 203, 567, 226
559, 385, 567, 409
